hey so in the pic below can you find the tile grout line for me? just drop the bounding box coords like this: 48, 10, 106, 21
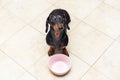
69, 51, 91, 66
2, 0, 100, 37
0, 0, 13, 9
50, 1, 116, 40
79, 67, 93, 80
69, 53, 92, 80
27, 5, 55, 25
47, 0, 60, 6
90, 35, 120, 80
67, 40, 114, 80
2, 4, 54, 37
0, 49, 39, 80
2, 6, 34, 26
90, 40, 115, 67
81, 1, 104, 21
80, 40, 115, 80
68, 0, 105, 22
0, 6, 47, 43
115, 35, 120, 43
70, 48, 111, 80
81, 20, 115, 40
53, 1, 116, 41
27, 4, 83, 36
1, 3, 54, 35
79, 65, 112, 80
69, 33, 115, 80
28, 6, 82, 36
81, 2, 120, 40
29, 25, 46, 36
103, 1, 120, 12
16, 50, 47, 80
68, 22, 82, 34
51, 0, 104, 21
91, 66, 113, 80
0, 26, 26, 46
50, 0, 87, 21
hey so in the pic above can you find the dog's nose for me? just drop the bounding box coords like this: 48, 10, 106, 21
59, 27, 63, 30
57, 23, 63, 30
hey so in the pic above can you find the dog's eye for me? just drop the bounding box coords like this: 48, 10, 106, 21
53, 16, 56, 20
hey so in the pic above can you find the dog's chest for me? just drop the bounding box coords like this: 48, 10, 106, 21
54, 31, 60, 40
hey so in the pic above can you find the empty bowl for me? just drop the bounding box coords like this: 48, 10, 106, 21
48, 54, 71, 76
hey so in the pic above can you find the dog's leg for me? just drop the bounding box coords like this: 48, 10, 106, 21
63, 48, 69, 56
48, 46, 55, 56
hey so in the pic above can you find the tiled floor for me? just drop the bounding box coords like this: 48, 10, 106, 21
0, 0, 120, 80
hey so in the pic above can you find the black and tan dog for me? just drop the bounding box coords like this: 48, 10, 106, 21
45, 9, 71, 56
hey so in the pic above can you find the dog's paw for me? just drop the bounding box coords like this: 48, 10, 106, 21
48, 47, 54, 56
63, 48, 69, 56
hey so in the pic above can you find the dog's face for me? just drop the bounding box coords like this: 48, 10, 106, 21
46, 9, 71, 33
49, 14, 64, 31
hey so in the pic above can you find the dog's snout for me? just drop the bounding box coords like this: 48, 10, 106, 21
57, 23, 63, 30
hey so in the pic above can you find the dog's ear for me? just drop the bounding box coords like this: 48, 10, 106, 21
45, 16, 50, 33
63, 10, 71, 30
64, 24, 70, 31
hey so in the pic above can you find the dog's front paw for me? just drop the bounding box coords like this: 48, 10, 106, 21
48, 47, 54, 56
63, 48, 69, 56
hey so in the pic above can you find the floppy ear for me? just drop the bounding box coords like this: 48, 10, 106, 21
45, 16, 50, 33
63, 10, 71, 30
64, 24, 70, 31
65, 11, 71, 24
63, 10, 71, 23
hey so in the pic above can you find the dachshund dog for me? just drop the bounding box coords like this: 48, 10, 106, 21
45, 9, 71, 56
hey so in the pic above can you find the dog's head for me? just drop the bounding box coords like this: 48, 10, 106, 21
45, 9, 71, 33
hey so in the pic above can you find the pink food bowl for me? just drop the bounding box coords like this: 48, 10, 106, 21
48, 54, 71, 76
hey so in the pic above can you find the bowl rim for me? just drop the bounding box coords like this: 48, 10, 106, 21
48, 54, 72, 75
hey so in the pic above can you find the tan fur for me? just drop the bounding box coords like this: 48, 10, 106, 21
53, 24, 64, 39
54, 24, 60, 39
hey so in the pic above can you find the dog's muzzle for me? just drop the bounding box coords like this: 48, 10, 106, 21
57, 23, 63, 31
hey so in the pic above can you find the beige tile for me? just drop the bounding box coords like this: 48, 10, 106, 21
17, 72, 36, 80
105, 0, 120, 10
81, 68, 110, 80
54, 0, 102, 20
116, 36, 120, 43
62, 54, 89, 80
30, 6, 56, 34
54, 77, 65, 80
84, 3, 120, 39
0, 0, 12, 7
93, 41, 120, 80
47, 0, 58, 4
0, 26, 46, 69
68, 22, 113, 65
30, 6, 80, 34
5, 0, 53, 23
28, 54, 55, 80
0, 51, 25, 80
0, 8, 26, 45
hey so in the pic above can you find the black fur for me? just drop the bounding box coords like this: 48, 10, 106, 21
45, 9, 71, 56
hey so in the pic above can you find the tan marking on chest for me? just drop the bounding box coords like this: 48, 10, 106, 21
53, 24, 60, 39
